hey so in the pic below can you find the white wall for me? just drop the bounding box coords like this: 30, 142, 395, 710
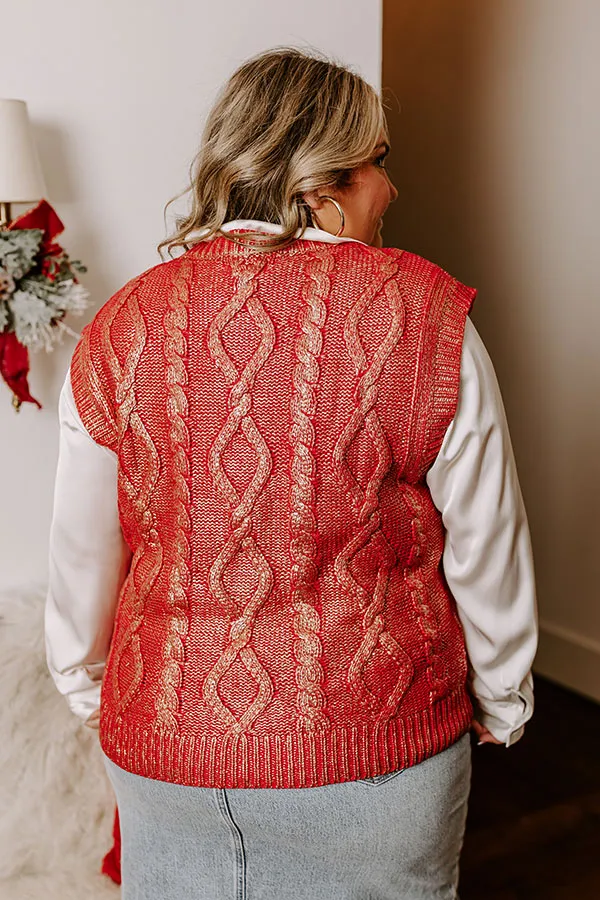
0, 0, 382, 591
383, 0, 600, 699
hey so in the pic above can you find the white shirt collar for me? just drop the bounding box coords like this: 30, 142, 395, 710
187, 219, 366, 246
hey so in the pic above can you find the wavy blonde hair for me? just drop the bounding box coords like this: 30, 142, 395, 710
159, 48, 387, 256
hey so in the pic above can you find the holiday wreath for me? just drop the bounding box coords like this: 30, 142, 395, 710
0, 200, 89, 409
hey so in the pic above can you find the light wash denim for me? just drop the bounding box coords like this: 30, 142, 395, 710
103, 732, 471, 900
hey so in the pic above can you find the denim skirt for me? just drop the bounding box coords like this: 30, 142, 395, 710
103, 732, 471, 900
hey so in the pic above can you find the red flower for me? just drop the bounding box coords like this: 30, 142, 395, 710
44, 240, 63, 258
40, 258, 57, 281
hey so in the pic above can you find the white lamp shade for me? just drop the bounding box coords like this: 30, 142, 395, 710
0, 99, 46, 203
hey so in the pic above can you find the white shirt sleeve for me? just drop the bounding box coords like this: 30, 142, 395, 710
426, 318, 538, 746
45, 369, 130, 722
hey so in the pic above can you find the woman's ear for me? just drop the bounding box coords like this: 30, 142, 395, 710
302, 190, 323, 213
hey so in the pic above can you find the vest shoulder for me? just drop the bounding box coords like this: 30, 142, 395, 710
379, 247, 465, 286
89, 256, 181, 323
329, 243, 471, 289
382, 247, 476, 311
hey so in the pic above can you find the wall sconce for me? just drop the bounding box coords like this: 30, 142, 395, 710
0, 99, 46, 228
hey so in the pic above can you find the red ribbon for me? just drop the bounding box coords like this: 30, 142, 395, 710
0, 332, 42, 408
1, 199, 66, 408
101, 808, 122, 885
9, 198, 64, 242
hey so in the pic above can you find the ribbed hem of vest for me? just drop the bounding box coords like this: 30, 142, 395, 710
99, 688, 473, 789
426, 279, 477, 463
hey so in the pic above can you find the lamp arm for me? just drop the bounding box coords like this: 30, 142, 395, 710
0, 202, 12, 228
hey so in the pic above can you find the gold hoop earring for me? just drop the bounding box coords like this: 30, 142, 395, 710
312, 196, 345, 237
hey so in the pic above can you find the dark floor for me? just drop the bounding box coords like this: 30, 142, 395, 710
460, 676, 600, 899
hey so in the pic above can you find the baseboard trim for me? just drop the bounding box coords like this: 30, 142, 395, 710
534, 620, 600, 703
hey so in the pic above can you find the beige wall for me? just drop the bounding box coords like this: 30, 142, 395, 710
383, 0, 600, 699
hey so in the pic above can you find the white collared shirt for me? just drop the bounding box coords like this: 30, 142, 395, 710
45, 220, 538, 746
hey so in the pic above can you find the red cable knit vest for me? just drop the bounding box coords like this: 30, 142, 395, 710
71, 237, 476, 788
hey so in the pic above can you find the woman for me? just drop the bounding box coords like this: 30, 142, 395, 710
45, 48, 537, 899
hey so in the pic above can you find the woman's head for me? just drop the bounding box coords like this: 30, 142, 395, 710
161, 48, 397, 255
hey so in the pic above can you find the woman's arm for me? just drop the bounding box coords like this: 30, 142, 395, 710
426, 318, 538, 746
45, 370, 130, 725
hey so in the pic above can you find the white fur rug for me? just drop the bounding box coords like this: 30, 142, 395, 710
0, 588, 119, 899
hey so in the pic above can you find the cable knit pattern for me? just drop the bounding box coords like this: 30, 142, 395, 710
402, 483, 450, 702
155, 259, 193, 732
333, 257, 415, 719
70, 237, 476, 788
97, 289, 163, 716
289, 250, 332, 731
203, 254, 275, 734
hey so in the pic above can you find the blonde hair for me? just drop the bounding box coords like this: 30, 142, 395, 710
159, 48, 387, 256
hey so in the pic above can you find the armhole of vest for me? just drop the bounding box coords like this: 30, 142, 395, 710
70, 322, 118, 453
425, 277, 477, 465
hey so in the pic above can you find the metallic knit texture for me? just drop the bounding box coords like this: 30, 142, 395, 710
70, 237, 476, 788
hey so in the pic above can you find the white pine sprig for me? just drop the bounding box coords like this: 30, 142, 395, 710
54, 280, 90, 316
9, 290, 56, 352
0, 229, 43, 279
